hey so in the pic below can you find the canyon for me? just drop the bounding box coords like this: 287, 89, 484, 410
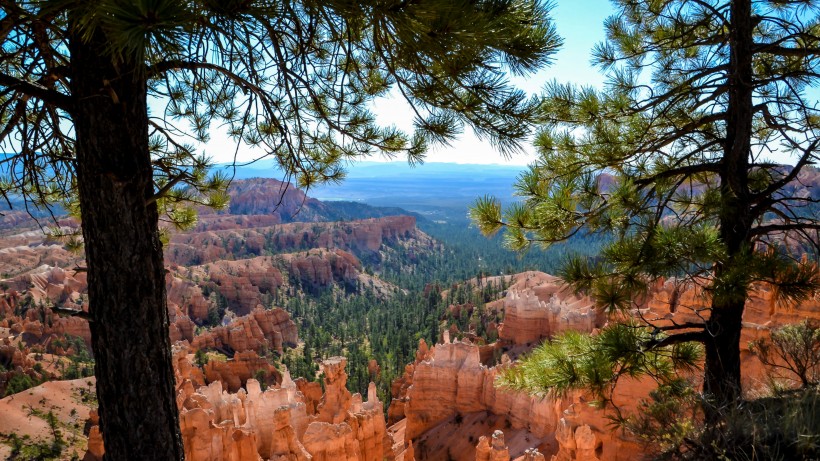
0, 178, 817, 460
3, 265, 815, 461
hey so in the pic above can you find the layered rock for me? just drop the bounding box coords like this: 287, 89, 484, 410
284, 249, 362, 293
203, 350, 283, 393
395, 270, 820, 461
191, 307, 298, 355
168, 304, 197, 343
492, 272, 602, 346
400, 335, 567, 443
0, 289, 92, 348
174, 357, 392, 461
0, 266, 201, 347
208, 178, 328, 221
642, 276, 820, 386
185, 258, 287, 316
1, 265, 87, 310
551, 421, 601, 461
475, 431, 509, 461
472, 431, 547, 461
0, 224, 82, 277
393, 334, 653, 460
167, 216, 419, 266
170, 249, 391, 316
166, 272, 215, 323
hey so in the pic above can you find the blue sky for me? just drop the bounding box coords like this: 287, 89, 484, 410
207, 0, 615, 166
369, 0, 613, 166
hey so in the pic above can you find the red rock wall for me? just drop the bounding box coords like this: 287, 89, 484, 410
174, 357, 392, 461
492, 272, 604, 346
190, 307, 298, 354
167, 216, 417, 266
393, 270, 820, 461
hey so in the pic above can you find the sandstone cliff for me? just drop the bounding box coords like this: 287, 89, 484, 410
392, 270, 820, 461
172, 356, 393, 461
190, 307, 298, 356
166, 215, 420, 267
491, 272, 604, 346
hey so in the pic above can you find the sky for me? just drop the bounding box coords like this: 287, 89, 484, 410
206, 0, 615, 166
366, 0, 613, 166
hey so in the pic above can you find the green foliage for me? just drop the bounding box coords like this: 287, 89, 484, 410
472, 0, 820, 407
43, 335, 94, 379
5, 432, 64, 461
472, 1, 817, 280
4, 374, 36, 397
194, 349, 209, 368
497, 325, 702, 404
62, 361, 94, 380
621, 382, 820, 460
1, 0, 561, 215
697, 388, 820, 461
471, 0, 820, 299
620, 379, 703, 458
3, 409, 66, 460
751, 320, 820, 388
254, 370, 269, 391
201, 292, 228, 328
49, 335, 95, 380
266, 206, 609, 401
411, 213, 609, 290
282, 287, 441, 401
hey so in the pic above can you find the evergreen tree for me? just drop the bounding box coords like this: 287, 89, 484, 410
472, 0, 820, 410
0, 1, 559, 458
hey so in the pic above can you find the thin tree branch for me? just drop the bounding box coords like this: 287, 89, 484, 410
751, 222, 820, 237
644, 330, 706, 350
0, 72, 72, 112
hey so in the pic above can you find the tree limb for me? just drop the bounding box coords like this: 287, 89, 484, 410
633, 162, 720, 187
754, 44, 820, 57
751, 222, 820, 237
0, 72, 72, 112
644, 330, 706, 350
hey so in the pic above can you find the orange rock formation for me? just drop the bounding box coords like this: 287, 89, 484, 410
491, 272, 603, 346
190, 307, 297, 355
174, 357, 392, 461
167, 215, 419, 267
475, 430, 510, 461
393, 270, 820, 461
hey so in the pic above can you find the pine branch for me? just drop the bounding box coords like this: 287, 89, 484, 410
754, 45, 820, 57
654, 322, 708, 331
644, 330, 706, 350
751, 223, 820, 237
148, 60, 254, 90
0, 72, 72, 112
146, 173, 189, 206
632, 162, 721, 188
750, 142, 819, 212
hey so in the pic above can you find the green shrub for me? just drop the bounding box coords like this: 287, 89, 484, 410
4, 373, 36, 396
194, 349, 209, 367
625, 383, 820, 460
751, 320, 820, 388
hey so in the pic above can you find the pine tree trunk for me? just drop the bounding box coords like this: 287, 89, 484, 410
703, 0, 754, 409
703, 300, 744, 405
69, 29, 184, 461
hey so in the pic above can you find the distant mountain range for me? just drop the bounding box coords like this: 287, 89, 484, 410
214, 160, 527, 216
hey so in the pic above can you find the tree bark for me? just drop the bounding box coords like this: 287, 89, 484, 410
703, 0, 754, 408
69, 28, 184, 461
703, 300, 744, 405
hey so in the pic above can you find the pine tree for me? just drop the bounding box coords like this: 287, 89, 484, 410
472, 0, 820, 410
0, 1, 560, 458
